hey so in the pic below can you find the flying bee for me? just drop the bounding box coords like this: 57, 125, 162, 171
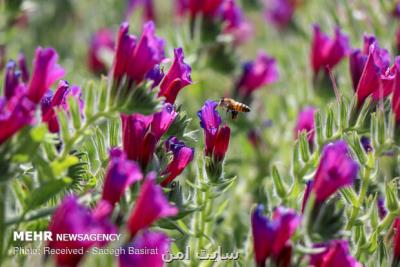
218, 97, 251, 119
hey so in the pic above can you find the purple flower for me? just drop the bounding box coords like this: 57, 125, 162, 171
0, 95, 35, 145
264, 0, 296, 28
311, 25, 350, 75
236, 52, 279, 97
360, 136, 373, 152
40, 80, 83, 133
127, 21, 165, 84
161, 136, 194, 186
392, 58, 400, 123
101, 148, 143, 207
146, 64, 165, 89
17, 52, 29, 83
294, 106, 316, 143
112, 23, 137, 84
220, 0, 253, 44
393, 218, 400, 261
88, 28, 115, 74
158, 48, 192, 104
27, 47, 65, 103
377, 195, 387, 219
310, 240, 362, 267
119, 231, 170, 267
251, 205, 300, 265
198, 100, 231, 161
127, 173, 178, 236
122, 104, 177, 167
312, 140, 359, 203
47, 195, 116, 267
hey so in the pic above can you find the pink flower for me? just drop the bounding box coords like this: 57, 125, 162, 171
158, 48, 192, 104
88, 28, 115, 74
127, 173, 178, 236
294, 106, 316, 143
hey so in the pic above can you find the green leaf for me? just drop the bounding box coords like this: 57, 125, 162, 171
119, 84, 162, 115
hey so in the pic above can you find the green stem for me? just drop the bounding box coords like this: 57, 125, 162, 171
346, 167, 370, 230
60, 110, 115, 159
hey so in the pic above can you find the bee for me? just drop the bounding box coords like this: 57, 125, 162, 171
218, 97, 251, 119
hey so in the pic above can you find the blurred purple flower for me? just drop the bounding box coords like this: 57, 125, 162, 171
310, 240, 362, 267
17, 53, 29, 83
158, 48, 192, 104
161, 136, 194, 186
119, 231, 169, 267
198, 100, 231, 161
188, 0, 225, 18
27, 47, 65, 103
47, 195, 116, 267
377, 195, 387, 219
393, 217, 400, 262
101, 148, 143, 207
294, 106, 316, 143
251, 205, 300, 266
311, 25, 350, 75
312, 140, 358, 203
236, 52, 279, 97
122, 103, 177, 167
264, 0, 296, 28
41, 80, 83, 133
360, 136, 373, 152
88, 28, 115, 74
351, 35, 396, 106
127, 173, 178, 236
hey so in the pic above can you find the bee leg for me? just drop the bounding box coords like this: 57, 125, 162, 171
231, 111, 238, 120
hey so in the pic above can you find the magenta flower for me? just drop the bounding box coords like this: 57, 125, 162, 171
220, 0, 253, 44
264, 0, 296, 28
119, 231, 170, 267
0, 95, 35, 145
41, 80, 83, 133
392, 59, 400, 123
351, 35, 397, 106
158, 48, 192, 104
198, 100, 231, 161
127, 173, 178, 236
27, 47, 65, 103
101, 148, 143, 207
88, 28, 115, 74
17, 52, 29, 83
310, 240, 362, 267
112, 22, 164, 87
161, 136, 194, 186
47, 195, 116, 267
122, 104, 177, 167
188, 0, 225, 18
146, 64, 165, 89
294, 106, 316, 143
251, 205, 301, 266
112, 22, 137, 84
312, 140, 358, 203
236, 52, 279, 97
311, 25, 350, 75
377, 195, 387, 219
393, 217, 400, 263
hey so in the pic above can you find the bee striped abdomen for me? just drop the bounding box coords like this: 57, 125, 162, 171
236, 103, 250, 112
